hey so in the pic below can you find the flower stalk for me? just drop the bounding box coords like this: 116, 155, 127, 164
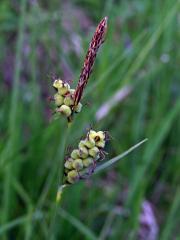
51, 17, 108, 123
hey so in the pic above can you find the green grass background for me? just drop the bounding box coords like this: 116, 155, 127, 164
0, 0, 180, 239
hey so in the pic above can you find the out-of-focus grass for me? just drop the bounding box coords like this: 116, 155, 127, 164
0, 0, 179, 239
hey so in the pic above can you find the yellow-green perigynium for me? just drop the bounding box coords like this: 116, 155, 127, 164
64, 129, 108, 184
52, 79, 83, 121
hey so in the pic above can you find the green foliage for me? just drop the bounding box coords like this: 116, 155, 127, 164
0, 0, 179, 239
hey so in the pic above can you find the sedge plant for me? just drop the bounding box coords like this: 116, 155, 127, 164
50, 16, 147, 200
49, 18, 147, 233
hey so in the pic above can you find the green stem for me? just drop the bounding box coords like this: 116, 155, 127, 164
48, 124, 71, 239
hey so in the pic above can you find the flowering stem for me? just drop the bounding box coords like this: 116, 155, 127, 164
48, 124, 71, 239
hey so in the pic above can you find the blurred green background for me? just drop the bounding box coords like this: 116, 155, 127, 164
0, 0, 180, 239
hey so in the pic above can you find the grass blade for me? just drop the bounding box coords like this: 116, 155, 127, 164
2, 0, 27, 229
58, 208, 98, 240
0, 212, 43, 236
160, 187, 180, 240
95, 139, 148, 174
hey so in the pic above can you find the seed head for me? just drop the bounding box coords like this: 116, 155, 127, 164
84, 138, 95, 149
96, 139, 105, 148
54, 93, 64, 106
72, 159, 84, 170
69, 89, 75, 94
74, 102, 82, 113
79, 146, 89, 158
89, 146, 100, 158
64, 95, 74, 106
67, 170, 79, 184
59, 105, 72, 117
64, 158, 74, 170
83, 157, 93, 167
78, 140, 86, 149
96, 131, 106, 140
71, 149, 80, 159
88, 130, 98, 141
58, 83, 70, 95
53, 79, 63, 90
63, 129, 109, 185
88, 130, 106, 147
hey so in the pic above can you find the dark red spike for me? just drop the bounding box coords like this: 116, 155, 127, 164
73, 17, 108, 106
